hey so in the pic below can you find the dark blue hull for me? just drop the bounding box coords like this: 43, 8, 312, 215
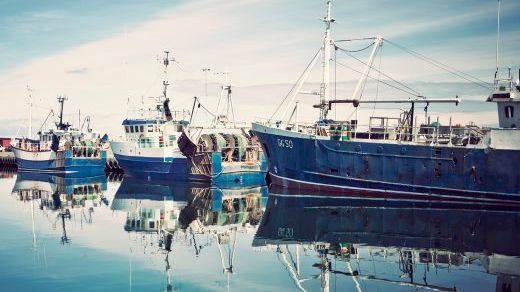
114, 153, 189, 180
115, 152, 267, 187
253, 126, 520, 201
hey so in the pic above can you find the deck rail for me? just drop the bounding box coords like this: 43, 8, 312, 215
256, 119, 485, 146
196, 145, 263, 163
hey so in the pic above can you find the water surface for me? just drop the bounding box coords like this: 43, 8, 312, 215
0, 171, 518, 291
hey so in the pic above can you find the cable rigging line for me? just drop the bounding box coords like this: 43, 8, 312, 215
269, 48, 322, 122
335, 60, 421, 97
335, 37, 377, 43
193, 97, 216, 118
384, 39, 492, 90
335, 44, 422, 97
334, 41, 374, 53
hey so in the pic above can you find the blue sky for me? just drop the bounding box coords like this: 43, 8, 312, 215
0, 0, 182, 71
1, 0, 518, 75
0, 0, 518, 136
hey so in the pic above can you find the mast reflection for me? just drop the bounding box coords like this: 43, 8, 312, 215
112, 176, 267, 291
253, 187, 520, 292
11, 172, 108, 245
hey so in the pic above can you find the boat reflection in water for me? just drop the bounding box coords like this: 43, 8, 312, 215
11, 172, 108, 244
111, 176, 267, 291
254, 187, 520, 292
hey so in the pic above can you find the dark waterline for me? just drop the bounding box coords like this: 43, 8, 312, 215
0, 172, 518, 291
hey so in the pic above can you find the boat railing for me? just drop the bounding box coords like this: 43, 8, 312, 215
70, 145, 102, 158
325, 123, 484, 146
257, 119, 485, 147
134, 136, 177, 149
196, 145, 263, 163
12, 140, 52, 152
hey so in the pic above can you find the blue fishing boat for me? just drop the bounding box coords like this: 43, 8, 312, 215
110, 51, 190, 179
11, 96, 107, 176
178, 84, 268, 185
252, 1, 519, 200
111, 51, 267, 185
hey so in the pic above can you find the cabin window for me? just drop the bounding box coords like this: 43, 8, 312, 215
139, 125, 144, 132
125, 126, 130, 133
505, 106, 514, 118
130, 126, 134, 133
148, 125, 153, 133
134, 125, 139, 133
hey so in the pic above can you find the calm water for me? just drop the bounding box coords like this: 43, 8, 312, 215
0, 171, 519, 292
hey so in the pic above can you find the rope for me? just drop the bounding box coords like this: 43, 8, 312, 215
194, 97, 216, 117
335, 41, 374, 53
385, 39, 492, 90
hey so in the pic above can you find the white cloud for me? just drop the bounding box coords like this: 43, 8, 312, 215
0, 0, 511, 137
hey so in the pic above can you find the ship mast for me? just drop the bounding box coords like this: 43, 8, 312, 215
161, 51, 174, 121
319, 0, 334, 120
162, 51, 171, 100
27, 86, 33, 139
56, 96, 71, 131
495, 0, 501, 79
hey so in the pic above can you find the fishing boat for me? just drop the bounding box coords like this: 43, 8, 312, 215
109, 51, 191, 179
178, 83, 267, 185
11, 96, 107, 176
251, 1, 520, 200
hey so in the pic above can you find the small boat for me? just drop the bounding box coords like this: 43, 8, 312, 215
110, 51, 191, 179
11, 96, 107, 176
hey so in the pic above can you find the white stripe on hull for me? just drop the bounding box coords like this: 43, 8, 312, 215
12, 147, 56, 161
270, 172, 520, 203
110, 141, 185, 159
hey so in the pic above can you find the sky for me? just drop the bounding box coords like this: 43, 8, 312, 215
0, 0, 519, 137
